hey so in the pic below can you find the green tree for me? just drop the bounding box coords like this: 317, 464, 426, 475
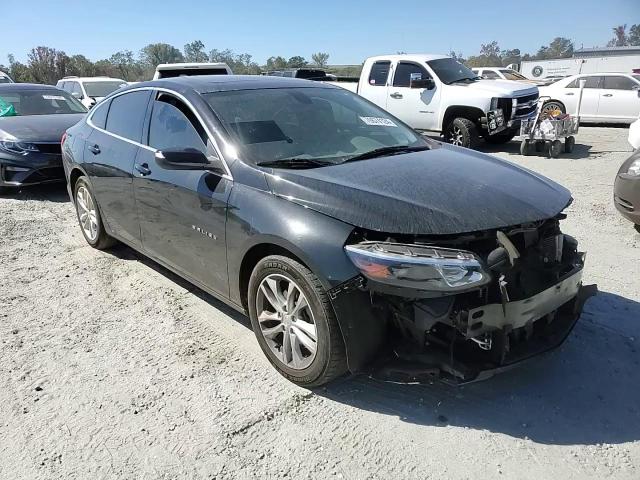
500, 48, 521, 67
265, 56, 288, 71
534, 37, 573, 60
311, 52, 329, 68
465, 41, 502, 67
287, 56, 307, 68
607, 24, 629, 47
629, 24, 640, 46
67, 54, 95, 77
27, 46, 70, 84
448, 50, 465, 63
140, 43, 184, 67
6, 54, 34, 83
108, 50, 140, 80
184, 40, 208, 62
209, 49, 260, 74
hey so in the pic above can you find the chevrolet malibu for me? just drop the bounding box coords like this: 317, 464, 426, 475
0, 84, 86, 194
62, 76, 589, 386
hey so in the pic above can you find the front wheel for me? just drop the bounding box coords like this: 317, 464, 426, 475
73, 177, 116, 249
248, 255, 347, 387
444, 118, 480, 149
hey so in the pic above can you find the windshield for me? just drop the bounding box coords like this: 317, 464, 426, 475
204, 87, 426, 165
427, 58, 478, 84
500, 69, 527, 80
83, 81, 126, 98
633, 74, 640, 83
0, 89, 87, 116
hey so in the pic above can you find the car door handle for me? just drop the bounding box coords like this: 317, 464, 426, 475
88, 144, 101, 155
390, 92, 403, 99
135, 162, 151, 176
565, 92, 574, 96
602, 93, 613, 97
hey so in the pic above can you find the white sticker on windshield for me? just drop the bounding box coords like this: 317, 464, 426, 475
359, 116, 397, 127
42, 95, 67, 101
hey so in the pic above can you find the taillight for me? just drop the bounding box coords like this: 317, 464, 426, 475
61, 132, 67, 147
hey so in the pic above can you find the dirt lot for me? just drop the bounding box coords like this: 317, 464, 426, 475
1, 126, 639, 480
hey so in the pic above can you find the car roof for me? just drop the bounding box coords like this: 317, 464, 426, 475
0, 83, 61, 91
60, 77, 125, 83
567, 72, 634, 78
127, 75, 337, 94
366, 53, 449, 63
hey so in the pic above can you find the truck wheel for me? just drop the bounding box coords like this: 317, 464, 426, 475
248, 255, 347, 388
445, 118, 480, 149
484, 131, 516, 144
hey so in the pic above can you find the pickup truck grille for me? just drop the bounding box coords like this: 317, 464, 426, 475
497, 93, 539, 122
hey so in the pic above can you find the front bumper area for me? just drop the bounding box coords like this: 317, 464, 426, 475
614, 172, 640, 226
0, 153, 65, 188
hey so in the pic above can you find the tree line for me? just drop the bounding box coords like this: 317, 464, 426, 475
0, 40, 333, 84
2, 23, 638, 84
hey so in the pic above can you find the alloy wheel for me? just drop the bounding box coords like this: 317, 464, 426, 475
255, 273, 317, 370
76, 185, 98, 242
449, 126, 464, 146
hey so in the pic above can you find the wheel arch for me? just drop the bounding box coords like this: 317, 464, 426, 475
442, 105, 485, 130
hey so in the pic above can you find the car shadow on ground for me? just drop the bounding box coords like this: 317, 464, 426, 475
319, 291, 640, 446
478, 140, 595, 160
108, 245, 640, 446
0, 183, 69, 202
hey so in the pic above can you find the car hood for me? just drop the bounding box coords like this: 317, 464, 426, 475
0, 114, 85, 143
456, 80, 538, 97
265, 144, 571, 235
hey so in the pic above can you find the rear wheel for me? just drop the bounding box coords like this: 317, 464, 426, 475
541, 101, 565, 117
444, 118, 480, 149
73, 177, 115, 250
248, 255, 347, 387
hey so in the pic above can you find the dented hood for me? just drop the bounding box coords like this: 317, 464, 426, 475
265, 144, 571, 235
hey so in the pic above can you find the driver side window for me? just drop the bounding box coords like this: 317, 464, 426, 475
148, 93, 208, 153
392, 62, 430, 87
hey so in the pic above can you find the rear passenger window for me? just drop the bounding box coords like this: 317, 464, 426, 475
567, 76, 602, 89
603, 76, 638, 90
147, 94, 207, 152
105, 90, 151, 142
368, 61, 391, 86
90, 100, 110, 129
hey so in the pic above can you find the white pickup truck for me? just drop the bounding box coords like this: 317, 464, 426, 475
331, 54, 540, 149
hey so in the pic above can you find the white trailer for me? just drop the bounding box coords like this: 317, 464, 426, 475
520, 52, 640, 81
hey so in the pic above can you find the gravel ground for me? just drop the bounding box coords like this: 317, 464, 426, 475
1, 126, 639, 480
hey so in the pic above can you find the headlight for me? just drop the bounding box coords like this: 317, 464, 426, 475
628, 159, 640, 176
0, 140, 39, 155
344, 242, 490, 293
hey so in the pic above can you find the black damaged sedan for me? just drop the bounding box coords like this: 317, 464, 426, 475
0, 84, 87, 194
62, 76, 589, 386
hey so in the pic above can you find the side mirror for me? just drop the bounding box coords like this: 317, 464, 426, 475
71, 91, 83, 99
155, 148, 224, 173
410, 78, 435, 90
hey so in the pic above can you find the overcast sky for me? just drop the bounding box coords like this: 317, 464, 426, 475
2, 0, 638, 65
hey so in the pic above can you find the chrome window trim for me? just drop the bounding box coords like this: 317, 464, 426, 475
86, 86, 233, 180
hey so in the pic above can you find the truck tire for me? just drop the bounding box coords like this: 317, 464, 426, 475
445, 118, 480, 149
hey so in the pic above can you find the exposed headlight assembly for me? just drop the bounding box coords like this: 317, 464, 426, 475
627, 159, 640, 176
344, 242, 490, 293
0, 140, 38, 155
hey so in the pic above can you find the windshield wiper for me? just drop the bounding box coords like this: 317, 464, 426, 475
256, 158, 334, 169
448, 76, 481, 84
342, 145, 430, 163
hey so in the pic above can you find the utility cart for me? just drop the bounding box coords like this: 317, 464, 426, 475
519, 80, 586, 158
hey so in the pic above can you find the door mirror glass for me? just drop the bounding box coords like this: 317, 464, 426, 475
410, 78, 435, 90
155, 148, 224, 173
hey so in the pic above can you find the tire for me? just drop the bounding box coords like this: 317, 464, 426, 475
73, 177, 115, 250
484, 131, 516, 144
565, 136, 575, 153
444, 117, 480, 149
520, 140, 531, 156
535, 140, 545, 152
0, 186, 14, 195
549, 140, 563, 158
541, 101, 565, 117
248, 255, 347, 387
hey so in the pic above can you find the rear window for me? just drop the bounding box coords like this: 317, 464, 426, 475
104, 91, 151, 142
567, 76, 602, 88
157, 68, 229, 79
90, 100, 110, 129
84, 81, 126, 98
368, 61, 391, 86
603, 76, 638, 90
